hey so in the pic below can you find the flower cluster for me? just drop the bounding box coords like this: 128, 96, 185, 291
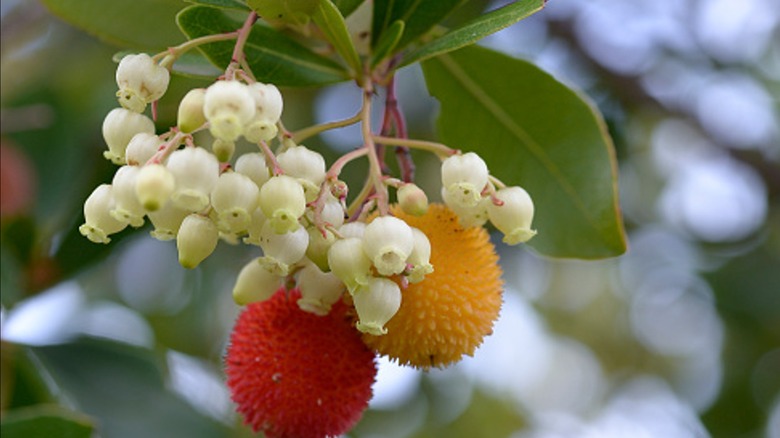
80, 35, 537, 436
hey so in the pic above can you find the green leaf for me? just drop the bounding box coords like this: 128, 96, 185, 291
333, 0, 364, 16
401, 0, 545, 67
312, 0, 362, 76
372, 0, 467, 52
184, 0, 250, 10
177, 5, 350, 86
39, 0, 186, 50
371, 20, 405, 68
0, 405, 94, 438
422, 46, 627, 259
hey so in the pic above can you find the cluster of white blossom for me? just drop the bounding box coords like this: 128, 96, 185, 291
80, 52, 536, 336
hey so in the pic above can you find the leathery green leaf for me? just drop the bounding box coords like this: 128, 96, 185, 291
312, 0, 363, 77
422, 46, 627, 259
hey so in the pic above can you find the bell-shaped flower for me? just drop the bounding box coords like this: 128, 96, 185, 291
353, 277, 402, 336
102, 108, 155, 165
211, 138, 235, 163
397, 183, 428, 216
362, 216, 414, 276
305, 225, 336, 272
177, 88, 207, 133
327, 237, 372, 294
487, 186, 537, 245
256, 221, 309, 275
135, 163, 175, 212
79, 184, 128, 244
441, 152, 489, 208
110, 165, 146, 227
203, 80, 255, 141
211, 172, 259, 234
276, 145, 326, 201
166, 147, 219, 212
242, 208, 267, 246
258, 174, 306, 233
406, 228, 434, 283
115, 53, 170, 113
176, 213, 218, 269
296, 260, 345, 316
338, 221, 366, 239
232, 257, 284, 305
442, 187, 489, 227
125, 132, 163, 166
234, 152, 270, 188
243, 82, 283, 143
148, 201, 189, 241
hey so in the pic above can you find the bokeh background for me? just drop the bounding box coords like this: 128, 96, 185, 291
1, 0, 779, 437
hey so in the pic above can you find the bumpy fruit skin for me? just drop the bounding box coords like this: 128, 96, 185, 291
226, 288, 377, 438
362, 204, 503, 369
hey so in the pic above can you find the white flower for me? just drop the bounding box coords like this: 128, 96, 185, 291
203, 80, 255, 141
362, 216, 414, 276
177, 88, 207, 133
232, 258, 284, 305
125, 133, 163, 166
242, 208, 267, 246
135, 164, 175, 212
487, 186, 537, 245
406, 228, 433, 283
256, 221, 309, 275
258, 175, 306, 233
110, 165, 146, 227
211, 138, 235, 163
176, 214, 218, 268
296, 261, 345, 316
441, 152, 489, 208
102, 108, 155, 165
166, 147, 219, 212
397, 183, 428, 216
234, 152, 270, 188
276, 145, 326, 201
353, 277, 402, 336
115, 53, 170, 112
442, 187, 490, 227
243, 82, 283, 142
210, 172, 259, 234
305, 226, 336, 272
327, 237, 372, 293
338, 221, 366, 239
79, 184, 128, 244
148, 201, 189, 241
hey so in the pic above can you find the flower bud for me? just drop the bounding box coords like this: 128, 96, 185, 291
79, 184, 128, 243
211, 172, 259, 234
306, 226, 336, 272
204, 80, 255, 141
353, 277, 402, 336
296, 260, 345, 316
487, 186, 537, 245
304, 192, 344, 228
362, 216, 414, 276
327, 237, 371, 293
166, 147, 219, 212
177, 214, 219, 268
232, 257, 284, 305
234, 152, 270, 188
338, 221, 366, 239
110, 165, 146, 227
177, 88, 207, 133
397, 183, 428, 216
116, 53, 170, 112
276, 145, 326, 201
135, 164, 175, 212
125, 133, 164, 166
442, 187, 489, 227
148, 201, 189, 241
406, 228, 434, 283
257, 221, 309, 276
211, 138, 235, 162
102, 108, 155, 165
258, 175, 306, 233
441, 152, 489, 208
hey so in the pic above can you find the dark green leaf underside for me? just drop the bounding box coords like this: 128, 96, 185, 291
423, 46, 627, 259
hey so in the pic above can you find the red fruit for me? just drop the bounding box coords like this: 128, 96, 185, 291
226, 288, 377, 438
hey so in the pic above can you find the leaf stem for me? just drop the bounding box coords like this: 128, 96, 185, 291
291, 112, 362, 144
155, 32, 240, 68
371, 135, 457, 159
